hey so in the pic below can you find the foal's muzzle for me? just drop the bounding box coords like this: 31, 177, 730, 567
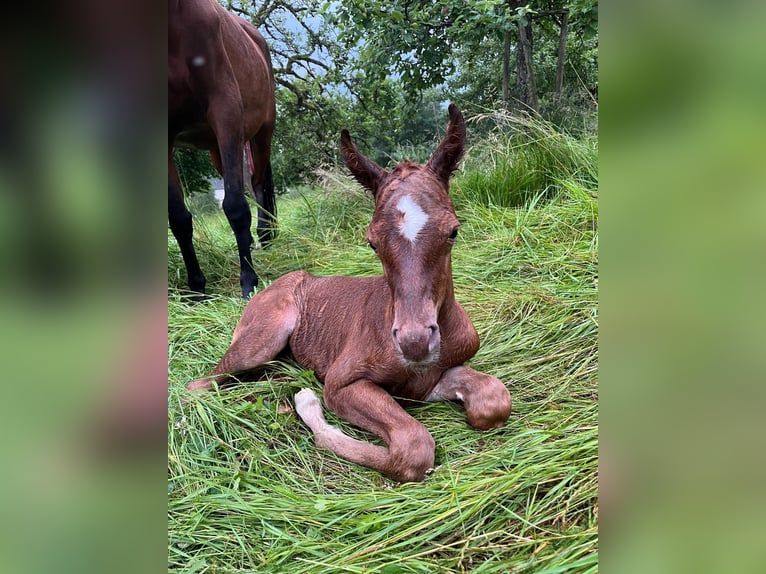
392, 323, 440, 364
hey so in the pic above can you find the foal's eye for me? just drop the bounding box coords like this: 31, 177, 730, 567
448, 228, 459, 241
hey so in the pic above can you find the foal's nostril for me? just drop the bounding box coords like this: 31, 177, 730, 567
427, 324, 440, 354
392, 328, 399, 339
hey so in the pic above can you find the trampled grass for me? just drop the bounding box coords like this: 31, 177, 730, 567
168, 118, 598, 573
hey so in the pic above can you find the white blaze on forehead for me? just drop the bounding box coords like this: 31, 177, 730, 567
191, 55, 206, 67
396, 195, 429, 242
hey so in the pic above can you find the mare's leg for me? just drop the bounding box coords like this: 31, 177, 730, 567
186, 272, 305, 391
295, 379, 435, 483
426, 366, 512, 430
248, 131, 276, 246
168, 149, 205, 296
208, 109, 257, 299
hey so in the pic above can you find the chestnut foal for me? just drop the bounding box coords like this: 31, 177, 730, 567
188, 104, 511, 482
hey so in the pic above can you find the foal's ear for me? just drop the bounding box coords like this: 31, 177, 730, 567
340, 129, 387, 196
426, 103, 466, 186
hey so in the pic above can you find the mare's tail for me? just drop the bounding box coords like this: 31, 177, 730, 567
254, 161, 277, 245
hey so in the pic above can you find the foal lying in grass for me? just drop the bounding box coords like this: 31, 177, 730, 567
188, 104, 511, 482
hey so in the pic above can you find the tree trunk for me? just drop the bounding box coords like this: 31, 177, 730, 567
555, 9, 569, 101
502, 30, 511, 108
514, 17, 538, 112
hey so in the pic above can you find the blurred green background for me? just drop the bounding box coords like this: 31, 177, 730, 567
602, 1, 766, 572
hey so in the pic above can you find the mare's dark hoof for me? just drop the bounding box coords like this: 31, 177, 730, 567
241, 281, 257, 300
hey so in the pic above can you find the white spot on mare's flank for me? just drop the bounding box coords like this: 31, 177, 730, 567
396, 195, 429, 242
191, 55, 206, 67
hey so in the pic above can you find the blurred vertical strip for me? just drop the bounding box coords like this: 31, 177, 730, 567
0, 1, 167, 573
602, 0, 766, 572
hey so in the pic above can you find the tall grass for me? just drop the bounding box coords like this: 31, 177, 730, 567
168, 115, 598, 572
456, 111, 597, 208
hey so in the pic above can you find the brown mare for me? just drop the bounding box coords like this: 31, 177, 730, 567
169, 0, 276, 298
188, 105, 512, 482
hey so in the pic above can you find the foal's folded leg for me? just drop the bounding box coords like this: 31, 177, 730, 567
295, 380, 435, 483
426, 366, 512, 430
294, 388, 389, 469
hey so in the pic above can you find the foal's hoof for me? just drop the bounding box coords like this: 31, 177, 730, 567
187, 379, 213, 392
294, 388, 322, 418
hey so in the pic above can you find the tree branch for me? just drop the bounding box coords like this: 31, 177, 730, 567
251, 0, 284, 27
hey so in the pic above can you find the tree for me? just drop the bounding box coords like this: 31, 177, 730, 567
512, 2, 538, 111
330, 0, 598, 114
207, 0, 598, 187
218, 1, 399, 186
222, 1, 347, 105
329, 1, 517, 107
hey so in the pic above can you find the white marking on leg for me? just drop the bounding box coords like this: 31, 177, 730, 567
295, 389, 338, 438
294, 388, 348, 450
294, 388, 324, 426
396, 195, 429, 243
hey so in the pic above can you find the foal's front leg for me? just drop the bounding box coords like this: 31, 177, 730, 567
427, 366, 512, 430
295, 379, 435, 483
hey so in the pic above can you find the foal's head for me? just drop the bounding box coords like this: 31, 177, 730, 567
340, 103, 466, 366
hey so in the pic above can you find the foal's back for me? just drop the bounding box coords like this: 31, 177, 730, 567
288, 273, 393, 382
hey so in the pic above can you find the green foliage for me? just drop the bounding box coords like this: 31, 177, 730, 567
272, 85, 343, 189
446, 34, 506, 111
391, 88, 449, 157
444, 2, 599, 126
274, 85, 453, 187
213, 1, 597, 187
329, 1, 517, 104
568, 0, 599, 39
173, 148, 217, 196
271, 82, 393, 189
168, 120, 598, 571
330, 1, 598, 104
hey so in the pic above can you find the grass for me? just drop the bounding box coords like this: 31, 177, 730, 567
168, 115, 598, 573
458, 110, 598, 208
